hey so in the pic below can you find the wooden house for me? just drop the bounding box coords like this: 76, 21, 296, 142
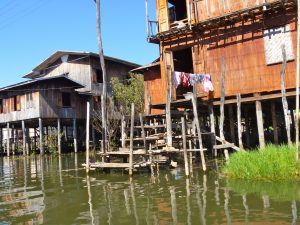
141, 0, 299, 149
0, 51, 139, 156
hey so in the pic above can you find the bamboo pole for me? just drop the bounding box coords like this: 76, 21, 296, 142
181, 117, 189, 177
295, 0, 300, 164
208, 103, 217, 157
228, 105, 236, 144
236, 94, 244, 149
280, 45, 292, 146
220, 56, 225, 141
95, 0, 108, 154
191, 96, 206, 171
86, 101, 90, 173
129, 103, 135, 176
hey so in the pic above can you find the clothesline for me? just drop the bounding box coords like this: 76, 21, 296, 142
172, 71, 214, 93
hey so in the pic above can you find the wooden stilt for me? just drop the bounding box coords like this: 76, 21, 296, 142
236, 94, 244, 149
208, 103, 217, 157
22, 120, 26, 156
271, 101, 279, 145
220, 56, 225, 141
255, 93, 265, 149
34, 128, 37, 153
228, 105, 236, 144
12, 125, 15, 155
0, 128, 2, 154
191, 96, 206, 171
145, 81, 151, 115
25, 128, 29, 155
139, 113, 146, 151
121, 115, 126, 148
129, 103, 135, 176
280, 45, 292, 146
181, 117, 189, 177
7, 122, 10, 157
149, 143, 154, 176
57, 119, 61, 155
39, 118, 44, 155
73, 118, 78, 153
188, 140, 193, 175
86, 102, 90, 173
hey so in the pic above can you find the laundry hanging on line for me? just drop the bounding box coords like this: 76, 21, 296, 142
172, 71, 214, 93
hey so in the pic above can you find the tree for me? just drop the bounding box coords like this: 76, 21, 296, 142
111, 74, 144, 115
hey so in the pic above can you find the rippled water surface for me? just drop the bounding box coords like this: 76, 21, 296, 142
0, 154, 299, 225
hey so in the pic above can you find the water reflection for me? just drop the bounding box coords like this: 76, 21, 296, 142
0, 154, 299, 225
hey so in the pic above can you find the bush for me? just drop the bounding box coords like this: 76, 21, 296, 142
223, 144, 300, 181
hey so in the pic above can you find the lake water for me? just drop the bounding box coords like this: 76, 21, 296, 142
0, 154, 299, 225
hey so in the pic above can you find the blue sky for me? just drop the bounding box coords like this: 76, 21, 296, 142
0, 0, 158, 87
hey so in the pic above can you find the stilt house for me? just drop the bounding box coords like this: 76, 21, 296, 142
0, 51, 139, 155
138, 0, 298, 148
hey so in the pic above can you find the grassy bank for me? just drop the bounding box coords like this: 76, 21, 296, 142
223, 144, 300, 181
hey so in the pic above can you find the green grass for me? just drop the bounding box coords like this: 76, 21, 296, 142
222, 144, 300, 181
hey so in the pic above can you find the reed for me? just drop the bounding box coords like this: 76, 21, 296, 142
223, 144, 300, 181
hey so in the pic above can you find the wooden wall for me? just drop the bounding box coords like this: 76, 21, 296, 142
158, 8, 297, 100
144, 65, 166, 114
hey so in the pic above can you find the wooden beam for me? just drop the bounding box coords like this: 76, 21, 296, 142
129, 103, 135, 176
39, 118, 44, 155
6, 123, 10, 157
255, 93, 265, 149
181, 117, 189, 177
237, 94, 244, 149
58, 119, 61, 155
280, 45, 292, 146
271, 101, 279, 145
22, 120, 26, 156
86, 102, 90, 173
220, 56, 225, 141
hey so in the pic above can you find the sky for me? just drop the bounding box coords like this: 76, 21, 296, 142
0, 0, 158, 87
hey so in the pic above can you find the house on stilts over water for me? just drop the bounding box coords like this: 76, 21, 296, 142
0, 51, 139, 156
120, 0, 299, 172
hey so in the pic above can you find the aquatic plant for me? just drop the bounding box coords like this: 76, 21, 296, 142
223, 144, 300, 181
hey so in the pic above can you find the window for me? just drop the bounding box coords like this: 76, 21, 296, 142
95, 69, 103, 83
263, 25, 294, 65
168, 0, 187, 22
62, 92, 71, 108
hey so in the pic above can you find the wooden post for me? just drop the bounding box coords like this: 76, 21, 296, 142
73, 118, 78, 153
12, 125, 15, 155
149, 143, 154, 176
86, 102, 90, 173
181, 117, 189, 177
166, 85, 172, 147
220, 56, 226, 141
39, 118, 44, 155
0, 128, 2, 154
295, 0, 300, 164
57, 119, 61, 155
22, 120, 26, 156
129, 103, 135, 176
121, 115, 126, 148
6, 123, 10, 157
139, 113, 146, 151
271, 101, 279, 145
191, 96, 206, 171
145, 81, 151, 115
236, 94, 244, 149
280, 45, 292, 146
25, 128, 29, 155
208, 103, 217, 156
228, 105, 236, 144
255, 93, 265, 149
